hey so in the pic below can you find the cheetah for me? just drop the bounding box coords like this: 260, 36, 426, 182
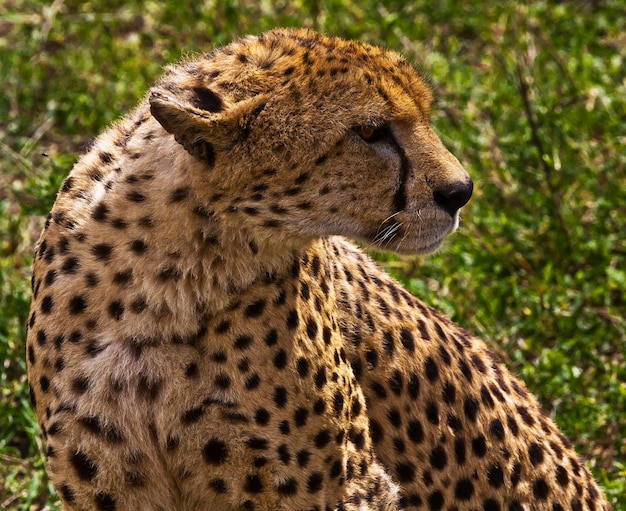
27, 28, 609, 511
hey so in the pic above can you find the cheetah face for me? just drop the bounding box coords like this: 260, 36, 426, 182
149, 28, 472, 255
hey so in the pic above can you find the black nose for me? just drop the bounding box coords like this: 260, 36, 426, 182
433, 179, 474, 217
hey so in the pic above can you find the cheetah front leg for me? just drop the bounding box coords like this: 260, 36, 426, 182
333, 243, 609, 511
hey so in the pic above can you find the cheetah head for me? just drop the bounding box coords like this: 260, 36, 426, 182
149, 28, 472, 255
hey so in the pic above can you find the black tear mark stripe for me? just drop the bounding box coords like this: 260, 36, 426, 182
386, 130, 411, 213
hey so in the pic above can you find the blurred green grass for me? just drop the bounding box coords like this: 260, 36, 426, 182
1, 1, 624, 508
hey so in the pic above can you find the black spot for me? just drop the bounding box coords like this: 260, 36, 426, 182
528, 442, 544, 466
442, 381, 456, 404
489, 418, 505, 441
464, 396, 480, 422
126, 190, 146, 202
41, 295, 54, 314
203, 439, 228, 464
273, 349, 287, 369
69, 295, 87, 315
407, 419, 424, 443
454, 438, 466, 464
273, 387, 288, 408
246, 437, 269, 450
472, 435, 487, 457
169, 187, 190, 203
111, 218, 128, 229
532, 478, 550, 500
234, 334, 253, 350
369, 418, 384, 444
511, 462, 522, 486
72, 376, 90, 394
276, 478, 298, 496
44, 269, 57, 286
314, 429, 331, 448
39, 376, 50, 392
365, 348, 378, 369
348, 428, 365, 450
92, 243, 113, 261
28, 344, 36, 365
507, 415, 519, 436
314, 367, 327, 389
36, 330, 47, 346
455, 478, 474, 500
108, 300, 124, 320
92, 203, 109, 221
130, 239, 147, 254
130, 297, 148, 313
555, 465, 569, 487
425, 490, 444, 511
430, 446, 447, 470
244, 474, 263, 494
113, 269, 133, 285
371, 381, 387, 399
95, 492, 115, 510
71, 451, 97, 481
517, 405, 535, 426
483, 499, 500, 511
85, 272, 99, 287
59, 484, 75, 503
138, 376, 162, 401
458, 359, 473, 383
185, 362, 199, 378
426, 401, 439, 425
296, 357, 310, 378
214, 373, 231, 389
307, 472, 323, 493
333, 391, 344, 415
387, 408, 401, 428
400, 328, 415, 352
264, 329, 278, 346
277, 443, 291, 463
425, 356, 439, 382
297, 449, 311, 467
286, 309, 299, 330
480, 384, 495, 408
245, 373, 261, 390
306, 317, 318, 340
407, 372, 420, 399
158, 266, 181, 281
209, 478, 228, 493
182, 406, 204, 424
395, 462, 415, 483
313, 398, 326, 415
487, 463, 505, 488
294, 407, 309, 427
387, 370, 403, 396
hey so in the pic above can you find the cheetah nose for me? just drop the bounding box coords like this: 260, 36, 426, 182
433, 179, 474, 217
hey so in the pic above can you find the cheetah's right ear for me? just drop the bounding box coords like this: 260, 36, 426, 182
149, 87, 269, 164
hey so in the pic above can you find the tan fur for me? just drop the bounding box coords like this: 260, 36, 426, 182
27, 28, 608, 510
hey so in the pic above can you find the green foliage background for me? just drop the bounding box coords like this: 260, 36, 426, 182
1, 1, 624, 508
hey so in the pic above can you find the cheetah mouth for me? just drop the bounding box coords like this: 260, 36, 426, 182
382, 212, 459, 255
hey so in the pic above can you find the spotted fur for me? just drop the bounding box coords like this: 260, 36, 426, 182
27, 28, 608, 511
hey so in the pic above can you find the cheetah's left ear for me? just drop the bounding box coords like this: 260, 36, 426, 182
149, 87, 269, 163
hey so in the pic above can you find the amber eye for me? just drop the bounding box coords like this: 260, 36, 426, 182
359, 126, 376, 141
355, 125, 388, 143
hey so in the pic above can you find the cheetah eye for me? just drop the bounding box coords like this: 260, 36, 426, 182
355, 125, 389, 144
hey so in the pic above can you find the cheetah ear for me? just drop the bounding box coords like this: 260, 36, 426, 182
149, 87, 269, 163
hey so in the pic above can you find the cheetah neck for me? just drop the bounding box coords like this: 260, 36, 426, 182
55, 110, 309, 342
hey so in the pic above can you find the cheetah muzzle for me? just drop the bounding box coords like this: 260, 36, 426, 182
27, 28, 609, 511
